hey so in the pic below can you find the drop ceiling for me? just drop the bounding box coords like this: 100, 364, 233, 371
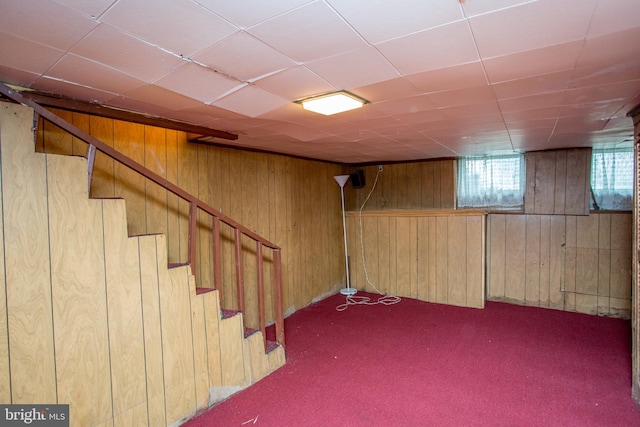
1, 0, 639, 164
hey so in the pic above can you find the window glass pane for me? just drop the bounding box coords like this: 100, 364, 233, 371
457, 154, 524, 209
591, 148, 633, 211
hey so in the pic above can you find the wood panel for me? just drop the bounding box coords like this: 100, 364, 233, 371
158, 263, 197, 425
487, 212, 632, 318
346, 210, 485, 309
138, 235, 167, 427
524, 149, 591, 215
345, 160, 456, 211
103, 199, 147, 418
0, 120, 8, 403
47, 155, 112, 425
1, 104, 56, 403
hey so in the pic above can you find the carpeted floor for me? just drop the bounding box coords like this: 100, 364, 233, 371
185, 292, 640, 426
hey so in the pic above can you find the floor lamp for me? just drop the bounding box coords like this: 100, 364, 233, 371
334, 175, 357, 296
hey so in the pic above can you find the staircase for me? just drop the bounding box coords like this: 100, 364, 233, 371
0, 102, 285, 426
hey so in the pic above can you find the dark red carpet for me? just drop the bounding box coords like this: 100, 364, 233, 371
185, 292, 640, 426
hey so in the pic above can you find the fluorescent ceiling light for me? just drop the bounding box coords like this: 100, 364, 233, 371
297, 91, 367, 116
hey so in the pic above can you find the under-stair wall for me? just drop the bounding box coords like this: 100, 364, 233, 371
0, 103, 284, 426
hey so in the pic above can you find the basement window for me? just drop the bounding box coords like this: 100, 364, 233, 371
590, 148, 633, 211
457, 154, 524, 209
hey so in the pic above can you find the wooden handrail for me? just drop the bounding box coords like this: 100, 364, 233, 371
0, 83, 285, 349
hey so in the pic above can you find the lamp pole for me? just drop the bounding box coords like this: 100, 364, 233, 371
334, 175, 357, 296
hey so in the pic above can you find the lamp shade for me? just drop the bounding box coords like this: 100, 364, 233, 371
334, 174, 350, 188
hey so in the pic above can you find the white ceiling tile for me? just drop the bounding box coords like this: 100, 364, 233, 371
247, 1, 366, 63
353, 77, 420, 103
575, 27, 640, 73
461, 0, 537, 18
192, 32, 296, 82
498, 92, 566, 113
101, 0, 239, 58
306, 46, 400, 90
194, 0, 314, 29
406, 61, 488, 93
213, 85, 290, 117
483, 41, 582, 84
46, 54, 145, 94
52, 0, 114, 18
33, 76, 118, 103
0, 32, 64, 75
440, 101, 501, 118
470, 0, 597, 58
70, 24, 184, 82
118, 84, 207, 111
428, 86, 496, 109
254, 66, 335, 101
492, 71, 573, 100
376, 20, 479, 75
588, 0, 640, 38
0, 66, 40, 87
371, 94, 439, 116
154, 62, 242, 103
327, 0, 465, 44
0, 0, 98, 50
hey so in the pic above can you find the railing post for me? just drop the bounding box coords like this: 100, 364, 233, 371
212, 216, 222, 296
87, 143, 96, 193
189, 202, 197, 276
256, 242, 266, 348
234, 228, 245, 313
273, 249, 284, 347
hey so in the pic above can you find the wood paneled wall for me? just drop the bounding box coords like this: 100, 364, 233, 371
487, 212, 631, 318
37, 108, 346, 325
344, 160, 455, 211
346, 210, 485, 309
1, 103, 285, 425
524, 148, 591, 215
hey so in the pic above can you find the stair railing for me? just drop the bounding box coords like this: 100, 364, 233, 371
0, 83, 285, 349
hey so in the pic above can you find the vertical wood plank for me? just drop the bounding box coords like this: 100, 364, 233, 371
447, 216, 467, 306
377, 216, 391, 295
565, 149, 590, 216
417, 218, 429, 301
554, 150, 567, 215
113, 121, 146, 235
427, 217, 437, 302
103, 200, 147, 419
190, 279, 210, 412
440, 160, 455, 209
435, 216, 448, 304
0, 129, 8, 402
524, 152, 537, 213
421, 162, 434, 208
564, 216, 578, 310
165, 130, 181, 264
395, 218, 411, 297
158, 265, 196, 425
1, 104, 56, 403
525, 215, 541, 305
203, 291, 222, 404
538, 215, 551, 307
487, 214, 506, 300
466, 215, 484, 308
504, 215, 526, 303
534, 152, 557, 214
48, 156, 112, 425
549, 216, 566, 309
138, 235, 167, 427
89, 115, 116, 199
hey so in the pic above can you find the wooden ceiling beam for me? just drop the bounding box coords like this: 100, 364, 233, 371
16, 90, 238, 141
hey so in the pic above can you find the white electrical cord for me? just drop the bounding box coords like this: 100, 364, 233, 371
337, 168, 401, 311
